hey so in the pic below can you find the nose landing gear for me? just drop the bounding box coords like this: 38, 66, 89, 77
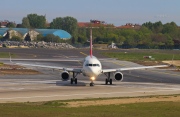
90, 77, 95, 86
90, 82, 94, 86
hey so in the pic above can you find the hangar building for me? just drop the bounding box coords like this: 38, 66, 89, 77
0, 28, 71, 41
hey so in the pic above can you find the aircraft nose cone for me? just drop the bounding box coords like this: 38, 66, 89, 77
90, 68, 101, 76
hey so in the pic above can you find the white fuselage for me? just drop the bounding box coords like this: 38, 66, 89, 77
81, 56, 102, 78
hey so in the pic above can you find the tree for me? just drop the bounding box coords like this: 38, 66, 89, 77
165, 34, 174, 48
142, 22, 153, 30
27, 14, 46, 28
77, 35, 87, 44
153, 21, 163, 33
162, 22, 178, 36
6, 22, 16, 28
43, 34, 61, 43
78, 28, 87, 40
11, 36, 22, 41
22, 17, 30, 28
50, 16, 78, 36
118, 36, 126, 44
36, 34, 44, 41
142, 21, 163, 33
62, 16, 78, 37
16, 24, 24, 28
50, 16, 78, 44
50, 17, 63, 29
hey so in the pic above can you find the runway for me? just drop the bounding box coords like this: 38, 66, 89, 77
0, 48, 180, 103
0, 78, 180, 103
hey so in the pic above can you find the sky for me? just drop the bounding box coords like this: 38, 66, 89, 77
0, 0, 180, 26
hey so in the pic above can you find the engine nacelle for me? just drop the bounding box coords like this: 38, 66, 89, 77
114, 72, 123, 81
61, 71, 70, 81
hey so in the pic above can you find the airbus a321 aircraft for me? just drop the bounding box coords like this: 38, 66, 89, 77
12, 29, 168, 86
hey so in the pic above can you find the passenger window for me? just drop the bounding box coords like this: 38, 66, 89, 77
93, 64, 96, 66
89, 64, 92, 66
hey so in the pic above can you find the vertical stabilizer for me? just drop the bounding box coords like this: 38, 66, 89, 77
90, 28, 93, 57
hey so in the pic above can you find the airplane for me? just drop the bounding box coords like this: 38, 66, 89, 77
10, 29, 168, 86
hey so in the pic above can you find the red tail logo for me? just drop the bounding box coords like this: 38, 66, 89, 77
90, 29, 93, 57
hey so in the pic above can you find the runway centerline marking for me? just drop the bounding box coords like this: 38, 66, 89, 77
77, 61, 82, 65
80, 52, 88, 56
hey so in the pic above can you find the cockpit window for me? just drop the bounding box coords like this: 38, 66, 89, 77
85, 64, 100, 67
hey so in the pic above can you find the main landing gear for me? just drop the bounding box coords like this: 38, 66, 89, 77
70, 72, 78, 84
105, 72, 112, 85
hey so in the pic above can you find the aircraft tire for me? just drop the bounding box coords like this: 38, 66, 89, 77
110, 79, 112, 85
105, 79, 108, 85
75, 78, 77, 84
90, 83, 94, 86
71, 78, 73, 84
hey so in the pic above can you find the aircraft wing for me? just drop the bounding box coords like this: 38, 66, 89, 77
0, 58, 114, 62
0, 58, 80, 62
102, 65, 168, 73
14, 62, 82, 73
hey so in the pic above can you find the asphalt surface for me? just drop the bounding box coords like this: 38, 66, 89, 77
0, 48, 180, 103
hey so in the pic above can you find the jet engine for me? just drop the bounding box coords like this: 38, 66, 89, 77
114, 72, 123, 81
61, 71, 69, 81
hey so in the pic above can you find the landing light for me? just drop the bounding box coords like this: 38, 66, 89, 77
91, 77, 95, 81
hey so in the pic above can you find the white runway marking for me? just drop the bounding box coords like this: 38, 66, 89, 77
0, 80, 179, 88
0, 80, 59, 84
0, 89, 180, 100
0, 79, 179, 102
0, 85, 179, 92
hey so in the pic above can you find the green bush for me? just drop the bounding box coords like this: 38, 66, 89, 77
2, 44, 7, 48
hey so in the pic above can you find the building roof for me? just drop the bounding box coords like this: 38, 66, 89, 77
35, 29, 71, 39
116, 23, 141, 29
0, 28, 7, 36
78, 22, 113, 28
0, 28, 71, 39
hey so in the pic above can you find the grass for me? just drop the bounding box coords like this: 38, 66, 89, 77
0, 95, 180, 117
0, 101, 179, 117
103, 51, 180, 62
0, 62, 4, 66
0, 52, 16, 58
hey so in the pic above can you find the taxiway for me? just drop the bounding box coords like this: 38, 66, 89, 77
0, 48, 180, 103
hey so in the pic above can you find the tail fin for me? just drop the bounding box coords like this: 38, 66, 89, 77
90, 29, 93, 57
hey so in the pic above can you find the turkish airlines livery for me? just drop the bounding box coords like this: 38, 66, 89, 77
12, 29, 168, 86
